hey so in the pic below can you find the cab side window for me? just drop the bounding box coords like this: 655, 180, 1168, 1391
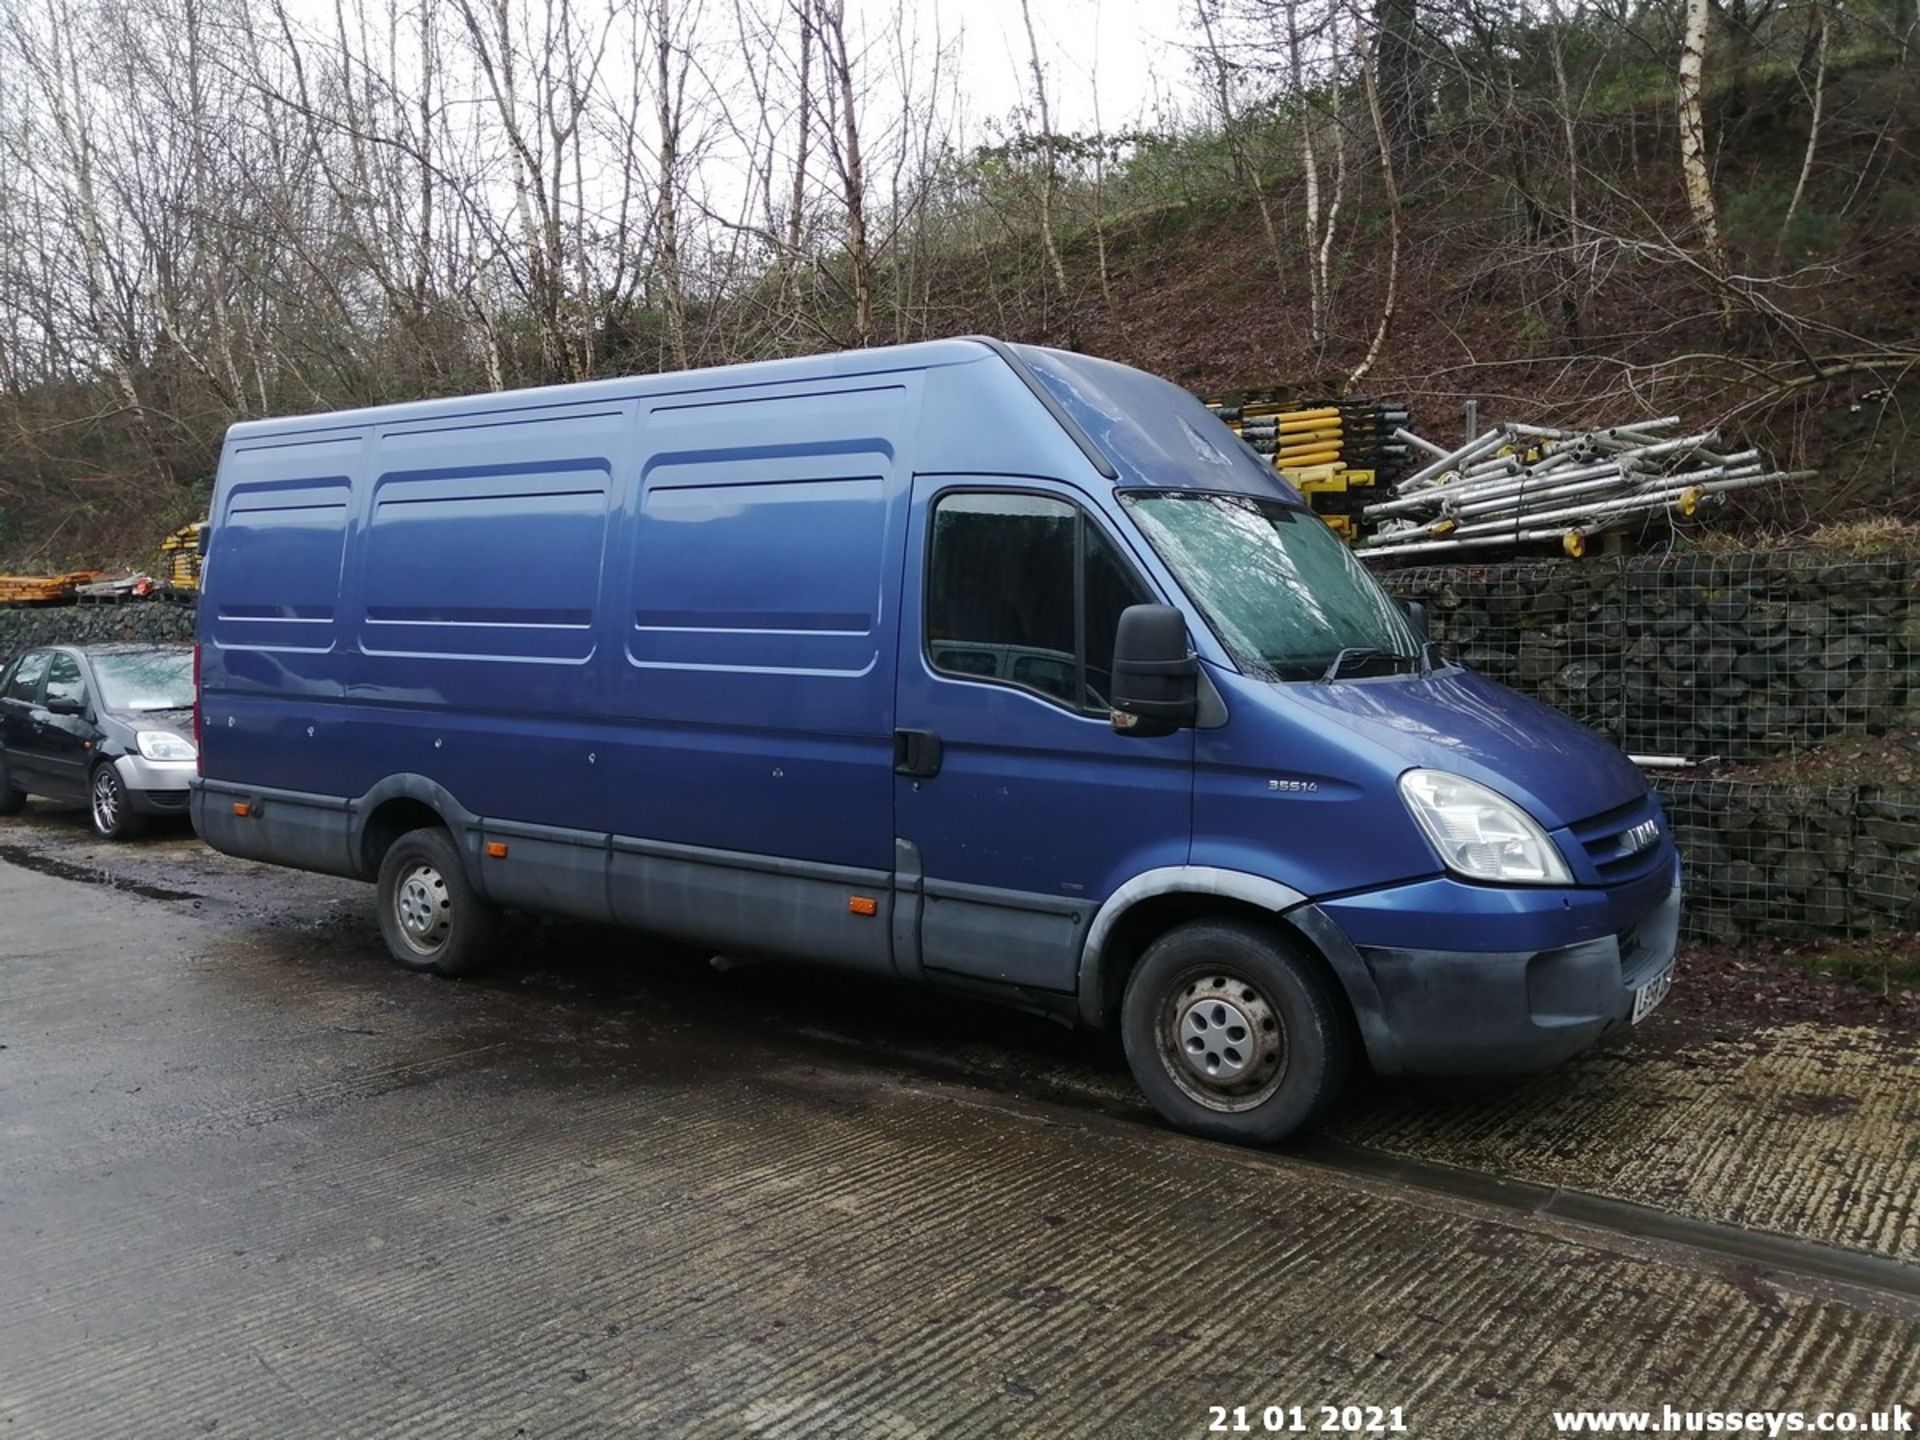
4, 651, 49, 704
43, 654, 85, 709
926, 492, 1151, 711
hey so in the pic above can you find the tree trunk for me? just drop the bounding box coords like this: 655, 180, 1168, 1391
815, 0, 871, 345
1372, 0, 1427, 154
1347, 30, 1401, 390
781, 4, 812, 325
1677, 0, 1733, 333
1017, 0, 1070, 331
1775, 0, 1828, 270
1284, 0, 1328, 355
655, 0, 688, 369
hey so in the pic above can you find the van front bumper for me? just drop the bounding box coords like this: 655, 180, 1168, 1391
1313, 854, 1682, 1076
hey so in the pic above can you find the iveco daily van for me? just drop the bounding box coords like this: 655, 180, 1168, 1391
192, 338, 1681, 1144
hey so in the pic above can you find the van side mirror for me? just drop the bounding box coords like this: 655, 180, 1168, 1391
1401, 598, 1430, 642
1110, 603, 1198, 738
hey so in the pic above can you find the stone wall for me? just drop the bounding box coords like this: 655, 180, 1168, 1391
1376, 550, 1920, 940
0, 600, 198, 663
1376, 551, 1920, 762
1655, 778, 1918, 940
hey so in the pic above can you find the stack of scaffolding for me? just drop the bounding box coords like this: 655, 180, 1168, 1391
160, 522, 204, 593
1206, 394, 1414, 539
1357, 417, 1809, 559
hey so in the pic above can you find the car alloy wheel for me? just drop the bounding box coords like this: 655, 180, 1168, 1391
91, 767, 121, 836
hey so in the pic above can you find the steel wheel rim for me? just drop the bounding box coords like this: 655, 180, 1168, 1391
91, 770, 119, 833
1156, 966, 1288, 1113
393, 861, 452, 956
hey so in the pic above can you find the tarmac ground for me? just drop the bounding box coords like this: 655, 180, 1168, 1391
2, 803, 1915, 1437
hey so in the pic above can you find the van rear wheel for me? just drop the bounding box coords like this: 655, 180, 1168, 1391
375, 827, 499, 977
1121, 919, 1350, 1146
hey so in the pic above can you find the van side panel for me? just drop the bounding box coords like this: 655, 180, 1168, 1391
342, 404, 624, 837
197, 432, 364, 873
603, 377, 918, 875
589, 377, 918, 976
197, 347, 1005, 982
201, 432, 359, 796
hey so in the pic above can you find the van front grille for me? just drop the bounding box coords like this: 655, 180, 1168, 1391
1569, 795, 1666, 884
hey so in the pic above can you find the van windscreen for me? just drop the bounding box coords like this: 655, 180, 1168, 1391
1122, 492, 1422, 681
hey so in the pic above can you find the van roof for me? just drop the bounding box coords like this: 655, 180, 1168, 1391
221, 336, 1300, 507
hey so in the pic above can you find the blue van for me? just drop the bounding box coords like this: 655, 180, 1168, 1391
192, 338, 1681, 1144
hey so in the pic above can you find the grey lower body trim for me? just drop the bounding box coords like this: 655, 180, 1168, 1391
192, 777, 358, 879
891, 838, 925, 985
608, 834, 895, 976
195, 777, 1116, 1006
920, 877, 1093, 995
483, 819, 613, 924
611, 832, 890, 889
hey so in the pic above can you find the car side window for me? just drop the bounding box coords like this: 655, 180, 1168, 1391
926, 491, 1152, 712
4, 651, 49, 704
43, 654, 85, 709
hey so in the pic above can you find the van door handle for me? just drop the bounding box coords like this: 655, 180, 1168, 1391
893, 728, 942, 779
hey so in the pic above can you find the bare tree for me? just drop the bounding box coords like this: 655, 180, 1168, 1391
1677, 0, 1731, 332
1775, 0, 1829, 269
1195, 0, 1289, 284
1347, 15, 1400, 389
811, 0, 872, 345
651, 0, 691, 369
1017, 0, 1071, 315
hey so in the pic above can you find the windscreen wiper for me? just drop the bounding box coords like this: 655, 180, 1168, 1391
1321, 646, 1380, 682
1323, 646, 1431, 682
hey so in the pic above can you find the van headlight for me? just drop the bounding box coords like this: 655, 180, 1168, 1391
1398, 769, 1570, 885
137, 730, 197, 762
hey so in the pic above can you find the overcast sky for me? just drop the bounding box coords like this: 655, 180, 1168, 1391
887, 0, 1198, 138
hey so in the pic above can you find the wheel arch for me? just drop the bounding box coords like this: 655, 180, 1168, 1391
1076, 866, 1402, 1073
351, 775, 480, 882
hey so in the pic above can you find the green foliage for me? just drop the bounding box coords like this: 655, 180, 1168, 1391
1519, 308, 1554, 356
1723, 183, 1846, 263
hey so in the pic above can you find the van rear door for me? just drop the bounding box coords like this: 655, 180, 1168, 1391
893, 478, 1194, 997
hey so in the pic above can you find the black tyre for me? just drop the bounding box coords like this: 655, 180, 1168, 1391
89, 763, 147, 840
1121, 919, 1352, 1146
0, 756, 25, 816
376, 826, 499, 976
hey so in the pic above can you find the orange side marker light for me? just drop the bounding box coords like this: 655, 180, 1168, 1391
233, 802, 251, 817
485, 842, 509, 859
847, 895, 878, 917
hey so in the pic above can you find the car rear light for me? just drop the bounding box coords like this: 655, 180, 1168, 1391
192, 642, 202, 774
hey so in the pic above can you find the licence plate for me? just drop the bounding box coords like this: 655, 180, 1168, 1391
1631, 963, 1674, 1024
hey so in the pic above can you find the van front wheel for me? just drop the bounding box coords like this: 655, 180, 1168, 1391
375, 827, 499, 977
1121, 919, 1351, 1146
